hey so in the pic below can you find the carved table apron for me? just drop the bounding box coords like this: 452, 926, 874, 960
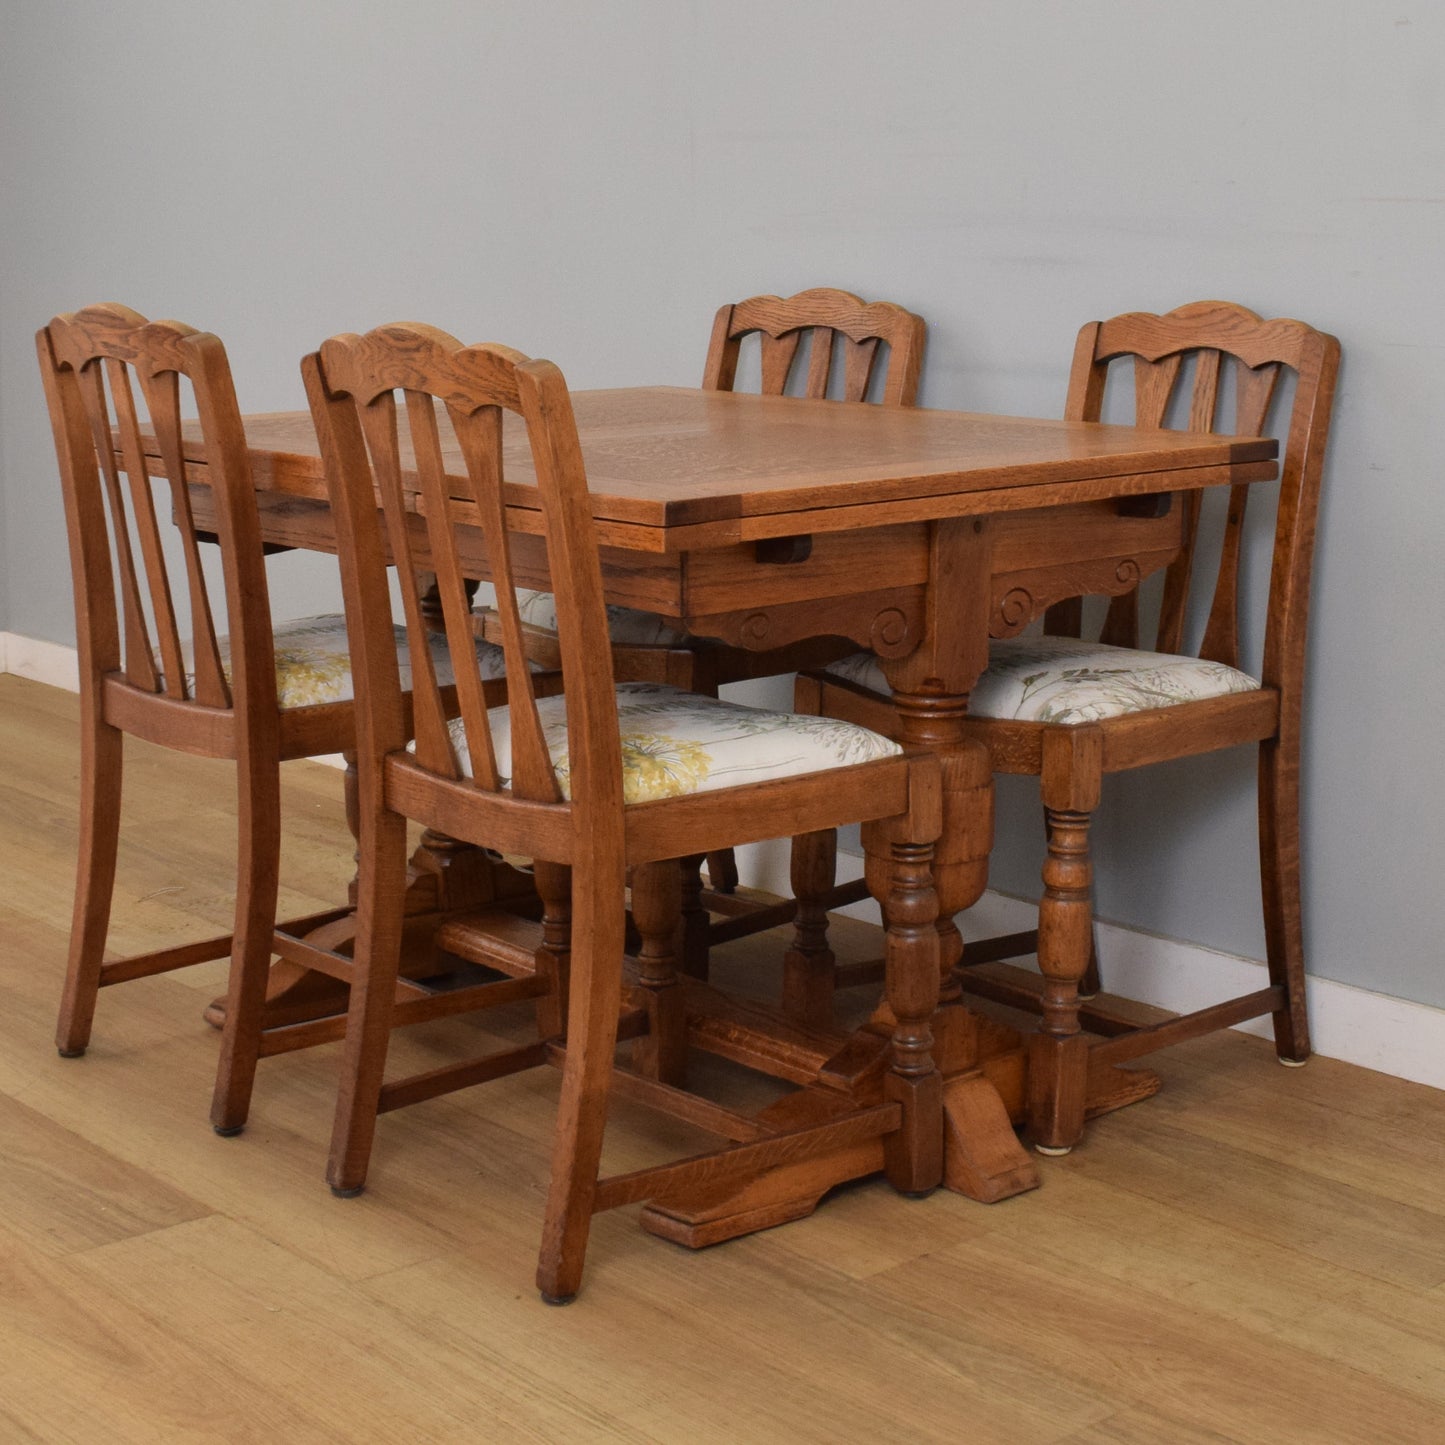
143, 385, 1276, 1235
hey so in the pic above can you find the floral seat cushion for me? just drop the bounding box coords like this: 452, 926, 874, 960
438, 681, 901, 804
182, 613, 508, 710
824, 636, 1260, 726
516, 590, 689, 649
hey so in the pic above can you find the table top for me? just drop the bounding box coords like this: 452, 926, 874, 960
162, 385, 1277, 552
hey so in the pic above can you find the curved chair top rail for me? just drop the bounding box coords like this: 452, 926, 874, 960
304, 323, 623, 828
703, 286, 926, 407
36, 303, 271, 714
1060, 299, 1340, 692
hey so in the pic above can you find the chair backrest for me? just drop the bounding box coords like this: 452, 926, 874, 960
1053, 300, 1340, 694
36, 303, 273, 717
702, 287, 926, 406
303, 323, 623, 826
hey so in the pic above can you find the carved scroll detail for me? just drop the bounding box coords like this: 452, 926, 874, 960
994, 587, 1035, 637
686, 587, 925, 654
989, 551, 1175, 638
869, 607, 912, 657
740, 612, 772, 645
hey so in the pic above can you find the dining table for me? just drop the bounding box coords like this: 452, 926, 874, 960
143, 382, 1278, 1242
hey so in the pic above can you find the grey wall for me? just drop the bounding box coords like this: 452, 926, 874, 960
3, 2, 1442, 1006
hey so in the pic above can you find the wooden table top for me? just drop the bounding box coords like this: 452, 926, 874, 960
163, 386, 1278, 552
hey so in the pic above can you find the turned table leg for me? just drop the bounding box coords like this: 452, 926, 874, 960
878, 518, 1038, 1201
863, 799, 942, 1195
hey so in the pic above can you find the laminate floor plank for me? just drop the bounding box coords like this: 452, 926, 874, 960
867, 1236, 1445, 1445
968, 1158, 1445, 1409
1058, 1104, 1445, 1289
66, 1214, 635, 1444
360, 1237, 1112, 1445
0, 1091, 210, 1257
1151, 1071, 1445, 1219
0, 1222, 350, 1444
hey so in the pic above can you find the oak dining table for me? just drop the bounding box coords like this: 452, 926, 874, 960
145, 382, 1278, 1240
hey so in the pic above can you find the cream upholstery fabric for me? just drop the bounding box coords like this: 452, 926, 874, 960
824, 636, 1260, 726
516, 590, 689, 648
440, 680, 901, 804
182, 613, 508, 710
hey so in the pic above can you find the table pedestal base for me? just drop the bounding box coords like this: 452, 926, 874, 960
638, 994, 1160, 1247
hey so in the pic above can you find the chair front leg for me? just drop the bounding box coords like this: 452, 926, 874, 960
629, 859, 687, 1086
533, 860, 572, 1041
56, 693, 123, 1057
1028, 725, 1102, 1155
782, 828, 839, 1029
210, 744, 282, 1134
678, 854, 710, 980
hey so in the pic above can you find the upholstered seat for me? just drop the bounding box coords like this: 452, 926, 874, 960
181, 613, 509, 710
515, 591, 687, 650
440, 680, 901, 802
824, 636, 1259, 725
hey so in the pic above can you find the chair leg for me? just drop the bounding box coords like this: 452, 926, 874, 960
1028, 728, 1100, 1156
630, 859, 687, 1086
210, 748, 282, 1135
1042, 803, 1101, 998
326, 803, 410, 1196
782, 828, 838, 1029
536, 857, 627, 1304
1259, 734, 1310, 1063
678, 854, 710, 981
533, 861, 572, 1041
56, 697, 123, 1057
704, 848, 739, 894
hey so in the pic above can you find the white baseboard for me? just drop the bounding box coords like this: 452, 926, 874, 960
1, 631, 80, 692
9, 631, 1443, 1091
735, 842, 1445, 1093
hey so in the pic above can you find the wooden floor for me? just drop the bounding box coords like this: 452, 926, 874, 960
3, 673, 1444, 1444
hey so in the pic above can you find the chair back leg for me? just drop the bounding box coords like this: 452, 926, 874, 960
1258, 735, 1311, 1061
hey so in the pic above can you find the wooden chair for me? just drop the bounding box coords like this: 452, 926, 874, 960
35, 303, 511, 1138
796, 301, 1341, 1153
305, 321, 943, 1302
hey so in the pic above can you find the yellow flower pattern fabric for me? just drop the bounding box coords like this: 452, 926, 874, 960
442, 681, 901, 803
180, 614, 508, 711
825, 636, 1260, 725
515, 590, 688, 648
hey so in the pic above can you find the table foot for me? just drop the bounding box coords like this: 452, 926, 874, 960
1084, 1057, 1161, 1117
639, 1135, 884, 1247
942, 1070, 1040, 1201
